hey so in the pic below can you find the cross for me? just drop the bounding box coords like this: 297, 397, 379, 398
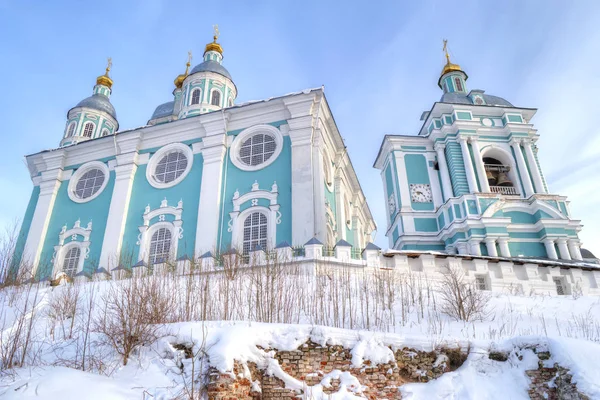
186, 51, 192, 65
213, 24, 220, 40
442, 39, 450, 63
106, 57, 112, 73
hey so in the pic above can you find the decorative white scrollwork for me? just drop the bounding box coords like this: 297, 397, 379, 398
227, 218, 234, 233
276, 210, 282, 225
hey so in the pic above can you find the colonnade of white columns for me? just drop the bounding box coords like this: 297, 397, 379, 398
544, 238, 583, 261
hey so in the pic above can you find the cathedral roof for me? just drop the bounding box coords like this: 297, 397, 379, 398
151, 101, 174, 120
190, 60, 232, 80
74, 94, 117, 119
440, 92, 513, 107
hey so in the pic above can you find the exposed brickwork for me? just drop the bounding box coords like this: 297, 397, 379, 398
527, 362, 589, 400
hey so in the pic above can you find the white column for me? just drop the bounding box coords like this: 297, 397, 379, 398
567, 240, 583, 261
510, 139, 534, 197
99, 153, 138, 269
427, 154, 444, 207
312, 134, 327, 242
458, 137, 479, 193
522, 139, 546, 194
469, 138, 490, 193
485, 238, 498, 257
497, 238, 511, 257
394, 153, 412, 211
456, 242, 468, 255
195, 136, 227, 255
543, 239, 558, 259
434, 143, 454, 201
23, 169, 63, 277
288, 115, 316, 245
469, 239, 482, 256
334, 178, 345, 241
556, 239, 572, 261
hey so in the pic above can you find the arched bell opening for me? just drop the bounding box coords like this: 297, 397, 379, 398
481, 147, 521, 196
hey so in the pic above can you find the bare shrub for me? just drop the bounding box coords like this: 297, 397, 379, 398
46, 284, 80, 341
95, 275, 176, 365
438, 264, 491, 322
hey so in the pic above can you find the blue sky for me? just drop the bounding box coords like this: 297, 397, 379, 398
1, 0, 599, 255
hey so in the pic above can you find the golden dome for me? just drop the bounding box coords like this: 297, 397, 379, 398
204, 36, 223, 55
174, 52, 192, 89
96, 58, 113, 89
441, 60, 463, 76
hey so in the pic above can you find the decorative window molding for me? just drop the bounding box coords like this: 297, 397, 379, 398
101, 129, 110, 137
210, 89, 221, 106
137, 198, 183, 263
230, 124, 283, 172
65, 122, 76, 138
67, 161, 110, 203
191, 89, 201, 105
146, 143, 194, 189
82, 122, 95, 137
388, 193, 396, 214
228, 181, 280, 251
51, 219, 92, 278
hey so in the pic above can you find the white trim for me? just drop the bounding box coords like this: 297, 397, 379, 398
65, 121, 77, 138
82, 121, 96, 138
210, 88, 222, 107
137, 200, 184, 262
51, 220, 92, 278
146, 142, 194, 189
190, 88, 202, 105
229, 124, 283, 171
67, 161, 110, 203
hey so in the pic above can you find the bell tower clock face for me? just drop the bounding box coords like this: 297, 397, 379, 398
409, 184, 433, 203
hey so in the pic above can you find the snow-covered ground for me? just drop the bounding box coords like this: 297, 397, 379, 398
0, 270, 599, 399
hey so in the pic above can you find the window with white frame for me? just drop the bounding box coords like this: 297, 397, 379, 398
240, 134, 276, 167
101, 129, 110, 137
83, 122, 94, 137
62, 246, 81, 277
66, 122, 76, 137
68, 161, 110, 203
149, 227, 172, 264
191, 89, 201, 105
475, 275, 489, 290
211, 90, 221, 106
454, 77, 463, 92
553, 277, 566, 295
228, 98, 233, 107
242, 212, 268, 254
146, 143, 193, 189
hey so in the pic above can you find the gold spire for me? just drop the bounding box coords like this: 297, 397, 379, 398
440, 39, 462, 76
174, 51, 192, 89
204, 24, 223, 55
96, 57, 114, 89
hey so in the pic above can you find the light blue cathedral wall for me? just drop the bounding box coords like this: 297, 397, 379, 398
37, 169, 116, 279
121, 150, 204, 262
404, 154, 434, 211
11, 186, 40, 273
217, 121, 292, 251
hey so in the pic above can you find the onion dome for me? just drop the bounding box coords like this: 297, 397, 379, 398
75, 95, 117, 119
204, 32, 223, 56
96, 58, 113, 90
174, 52, 192, 89
438, 40, 468, 93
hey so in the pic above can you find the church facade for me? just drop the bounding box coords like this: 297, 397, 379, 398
14, 34, 376, 280
374, 50, 585, 261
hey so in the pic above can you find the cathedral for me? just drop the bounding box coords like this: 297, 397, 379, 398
11, 33, 595, 281
13, 32, 376, 280
375, 43, 586, 261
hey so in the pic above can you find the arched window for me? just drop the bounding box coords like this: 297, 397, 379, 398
454, 77, 463, 92
149, 227, 172, 264
228, 98, 233, 107
211, 90, 221, 106
242, 212, 268, 254
101, 129, 110, 137
83, 122, 94, 137
191, 89, 201, 105
62, 246, 81, 277
66, 123, 76, 137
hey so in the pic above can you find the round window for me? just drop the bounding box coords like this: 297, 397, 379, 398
67, 161, 110, 203
239, 134, 276, 167
146, 143, 194, 189
230, 125, 283, 171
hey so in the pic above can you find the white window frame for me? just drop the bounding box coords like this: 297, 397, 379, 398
82, 122, 95, 138
229, 124, 284, 172
137, 199, 183, 263
146, 143, 194, 189
101, 128, 110, 137
228, 181, 280, 251
67, 161, 110, 203
210, 88, 221, 106
65, 121, 77, 138
190, 88, 202, 105
51, 220, 92, 279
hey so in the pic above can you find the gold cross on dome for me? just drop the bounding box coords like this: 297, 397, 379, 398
213, 24, 220, 41
106, 57, 112, 73
442, 39, 450, 63
187, 51, 192, 65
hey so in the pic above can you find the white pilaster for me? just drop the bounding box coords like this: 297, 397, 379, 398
469, 138, 490, 193
458, 137, 478, 193
456, 242, 468, 255
23, 168, 63, 277
485, 238, 498, 257
543, 239, 558, 259
469, 239, 482, 256
312, 133, 327, 243
497, 238, 511, 257
99, 152, 138, 269
510, 139, 534, 197
426, 154, 444, 208
394, 153, 412, 211
567, 239, 583, 261
195, 135, 227, 255
434, 143, 454, 201
522, 139, 546, 194
556, 239, 572, 261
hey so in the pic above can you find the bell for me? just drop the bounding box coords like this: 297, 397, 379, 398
486, 169, 497, 185
496, 172, 512, 187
